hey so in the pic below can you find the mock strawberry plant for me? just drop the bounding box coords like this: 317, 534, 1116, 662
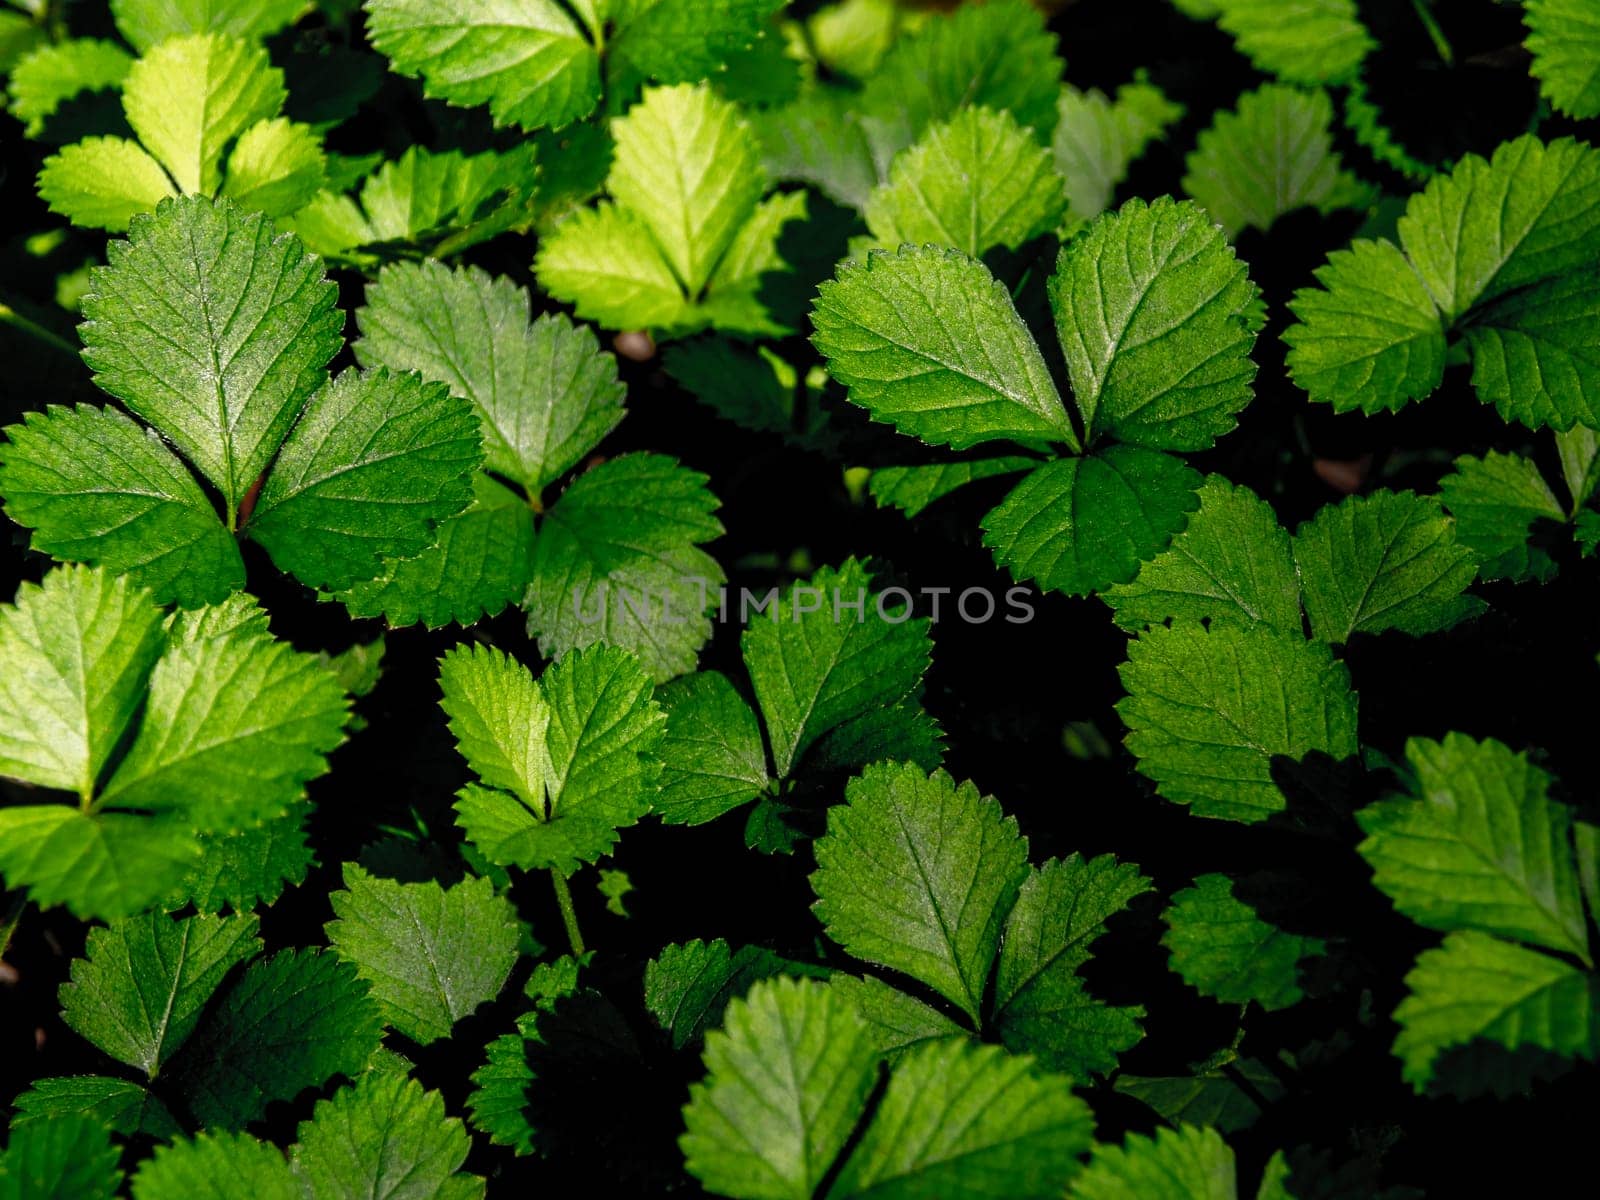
1, 1, 1597, 1197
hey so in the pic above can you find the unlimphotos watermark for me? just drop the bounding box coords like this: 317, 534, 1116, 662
571, 578, 1038, 626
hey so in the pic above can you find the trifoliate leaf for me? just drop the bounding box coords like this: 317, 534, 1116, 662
680, 977, 879, 1200
356, 261, 625, 495
0, 565, 164, 798
60, 910, 262, 1077
1359, 734, 1590, 961
1163, 874, 1326, 1011
0, 1116, 121, 1200
1212, 0, 1373, 85
645, 938, 806, 1051
1439, 450, 1565, 583
120, 34, 285, 195
1291, 490, 1482, 643
1104, 476, 1302, 633
1183, 84, 1370, 237
1070, 1124, 1240, 1200
1283, 238, 1446, 414
864, 106, 1067, 257
524, 453, 725, 681
128, 1131, 299, 1200
981, 448, 1202, 597
741, 559, 933, 779
1118, 619, 1360, 821
1052, 196, 1257, 449
812, 245, 1076, 452
171, 947, 385, 1128
326, 864, 521, 1043
811, 762, 1029, 1023
654, 672, 770, 825
1053, 79, 1184, 222
994, 853, 1153, 1076
219, 117, 326, 218
0, 405, 245, 607
827, 973, 966, 1059
1525, 0, 1600, 120
175, 804, 314, 914
246, 368, 482, 591
80, 195, 343, 519
10, 1077, 180, 1139
36, 137, 176, 232
292, 1072, 485, 1200
111, 0, 308, 54
868, 458, 1036, 518
7, 39, 132, 137
1392, 930, 1599, 1091
364, 0, 600, 132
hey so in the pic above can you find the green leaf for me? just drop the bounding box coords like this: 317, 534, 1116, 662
865, 105, 1067, 258
111, 0, 308, 54
0, 405, 244, 608
219, 117, 326, 218
741, 558, 933, 779
128, 1132, 299, 1200
356, 261, 625, 495
1163, 874, 1326, 1011
468, 1034, 535, 1156
1359, 734, 1591, 961
174, 804, 314, 914
1439, 450, 1564, 583
1182, 84, 1370, 237
994, 853, 1154, 1076
172, 947, 385, 1128
981, 448, 1202, 597
811, 762, 1029, 1023
827, 1039, 1093, 1199
1557, 425, 1600, 512
121, 33, 286, 195
80, 195, 343, 519
812, 245, 1076, 452
0, 1116, 122, 1200
37, 137, 177, 232
1283, 238, 1446, 414
868, 458, 1036, 518
1290, 489, 1482, 643
1117, 619, 1360, 821
246, 368, 482, 590
1104, 476, 1302, 633
10, 1077, 180, 1139
1053, 78, 1184, 222
60, 910, 262, 1077
364, 0, 599, 132
696, 189, 810, 338
654, 671, 770, 825
326, 864, 521, 1043
7, 38, 132, 137
1525, 0, 1600, 119
0, 805, 198, 920
611, 0, 785, 84
827, 973, 966, 1060
1070, 1124, 1239, 1200
754, 84, 877, 212
680, 977, 879, 1200
1213, 0, 1372, 85
292, 1072, 485, 1200
439, 643, 551, 808
1392, 931, 1599, 1091
1114, 1058, 1285, 1135
0, 565, 165, 797
1052, 196, 1257, 449
535, 202, 692, 331
644, 938, 804, 1051
1462, 272, 1600, 431
525, 453, 725, 681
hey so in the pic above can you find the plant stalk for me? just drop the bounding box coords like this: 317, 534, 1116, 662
550, 869, 586, 957
0, 892, 27, 960
1410, 0, 1454, 66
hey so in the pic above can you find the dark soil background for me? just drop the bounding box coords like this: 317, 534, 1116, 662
2, 0, 1597, 1194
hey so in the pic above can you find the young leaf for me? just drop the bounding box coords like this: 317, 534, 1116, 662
7, 38, 132, 137
1053, 79, 1184, 222
535, 202, 694, 331
60, 911, 262, 1077
1358, 734, 1591, 961
812, 245, 1076, 452
654, 672, 771, 826
10, 1077, 179, 1139
1051, 196, 1257, 449
1117, 619, 1360, 821
1163, 874, 1326, 1012
983, 448, 1203, 598
326, 864, 521, 1043
111, 0, 307, 53
811, 762, 1029, 1024
680, 977, 880, 1200
0, 1116, 122, 1200
1212, 0, 1372, 86
128, 1132, 299, 1200
1070, 1124, 1242, 1200
1439, 451, 1565, 583
1290, 490, 1482, 643
1525, 0, 1600, 119
36, 136, 177, 233
1104, 476, 1302, 633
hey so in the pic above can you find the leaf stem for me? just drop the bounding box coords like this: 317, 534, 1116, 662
0, 892, 27, 960
0, 302, 78, 358
550, 869, 586, 957
1410, 0, 1454, 66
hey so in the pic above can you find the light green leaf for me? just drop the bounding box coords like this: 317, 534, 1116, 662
0, 805, 198, 920
1104, 476, 1302, 633
1070, 1124, 1238, 1200
10, 1077, 180, 1139
1359, 734, 1590, 961
438, 643, 551, 808
644, 938, 805, 1051
326, 864, 521, 1043
60, 910, 262, 1077
811, 762, 1029, 1023
37, 137, 176, 232
0, 1116, 122, 1200
80, 195, 343, 518
1052, 196, 1257, 449
1163, 874, 1325, 1011
129, 1132, 299, 1200
981, 447, 1202, 597
111, 0, 308, 53
1438, 451, 1565, 583
7, 38, 132, 136
1117, 619, 1360, 821
654, 671, 770, 825
1053, 79, 1184, 222
868, 458, 1036, 518
1525, 0, 1600, 119
534, 201, 691, 331
697, 189, 810, 338
220, 117, 325, 217
1291, 489, 1482, 643
364, 0, 600, 132
812, 245, 1076, 451
1213, 0, 1372, 85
